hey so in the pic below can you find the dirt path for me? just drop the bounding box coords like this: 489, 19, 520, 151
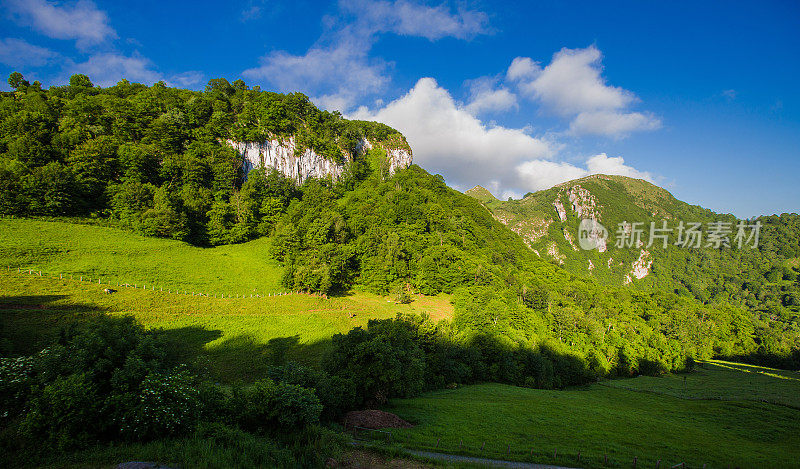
403, 449, 578, 469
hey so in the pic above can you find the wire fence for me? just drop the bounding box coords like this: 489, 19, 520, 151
3, 266, 329, 301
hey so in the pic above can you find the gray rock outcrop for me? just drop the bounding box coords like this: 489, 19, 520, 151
226, 137, 412, 184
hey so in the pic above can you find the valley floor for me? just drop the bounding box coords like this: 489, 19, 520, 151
382, 362, 800, 469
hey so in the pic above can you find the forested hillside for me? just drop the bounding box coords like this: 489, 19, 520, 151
467, 176, 800, 366
0, 72, 407, 245
2, 73, 799, 378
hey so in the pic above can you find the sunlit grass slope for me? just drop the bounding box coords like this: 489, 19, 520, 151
386, 364, 800, 468
0, 271, 453, 382
0, 218, 454, 381
0, 218, 284, 296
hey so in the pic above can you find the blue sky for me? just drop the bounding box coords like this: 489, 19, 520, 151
1, 0, 798, 217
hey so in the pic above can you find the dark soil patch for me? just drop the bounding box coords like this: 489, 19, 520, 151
343, 410, 413, 429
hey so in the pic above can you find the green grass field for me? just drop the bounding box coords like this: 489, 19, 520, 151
384, 363, 800, 468
0, 218, 454, 382
4, 218, 800, 468
603, 359, 800, 409
0, 270, 453, 382
0, 217, 285, 296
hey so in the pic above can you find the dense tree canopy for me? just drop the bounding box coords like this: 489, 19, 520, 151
0, 73, 407, 245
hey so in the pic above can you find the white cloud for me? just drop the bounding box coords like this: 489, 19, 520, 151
67, 52, 161, 86
506, 56, 539, 81
351, 77, 553, 191
569, 110, 661, 137
585, 153, 653, 181
508, 45, 660, 136
515, 160, 590, 192
515, 153, 653, 192
168, 70, 205, 88
243, 41, 389, 112
464, 77, 517, 116
4, 0, 116, 49
515, 46, 634, 115
351, 78, 654, 195
0, 37, 57, 67
244, 0, 490, 111
341, 0, 489, 40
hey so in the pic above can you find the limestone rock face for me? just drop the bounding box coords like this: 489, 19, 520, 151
226, 137, 412, 184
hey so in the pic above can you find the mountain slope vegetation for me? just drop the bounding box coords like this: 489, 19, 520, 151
470, 175, 800, 365
0, 72, 408, 246
3, 73, 798, 375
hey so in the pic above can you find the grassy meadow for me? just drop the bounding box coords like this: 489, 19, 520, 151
384, 362, 800, 468
4, 218, 800, 468
0, 218, 453, 382
0, 217, 285, 296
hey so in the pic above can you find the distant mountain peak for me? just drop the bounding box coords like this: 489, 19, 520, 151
465, 185, 498, 203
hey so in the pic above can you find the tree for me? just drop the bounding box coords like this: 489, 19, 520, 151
69, 74, 94, 89
8, 72, 29, 90
324, 320, 425, 404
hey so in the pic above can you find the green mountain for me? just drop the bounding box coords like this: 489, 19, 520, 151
0, 73, 409, 246
2, 73, 799, 374
470, 174, 800, 344
464, 185, 498, 204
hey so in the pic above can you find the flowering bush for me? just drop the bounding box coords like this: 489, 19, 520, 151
0, 354, 35, 421
120, 368, 201, 440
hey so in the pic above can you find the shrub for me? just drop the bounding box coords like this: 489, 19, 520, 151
20, 373, 99, 450
395, 284, 412, 304
120, 368, 201, 440
324, 320, 425, 404
0, 355, 35, 421
234, 379, 322, 433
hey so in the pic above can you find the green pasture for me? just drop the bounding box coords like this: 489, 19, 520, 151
385, 365, 800, 468
0, 270, 452, 382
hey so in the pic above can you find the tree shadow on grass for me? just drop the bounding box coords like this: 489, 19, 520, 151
150, 329, 333, 383
0, 292, 337, 384
0, 294, 108, 355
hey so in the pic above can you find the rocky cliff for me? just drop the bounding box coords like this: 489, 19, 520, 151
465, 174, 689, 285
226, 137, 412, 184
